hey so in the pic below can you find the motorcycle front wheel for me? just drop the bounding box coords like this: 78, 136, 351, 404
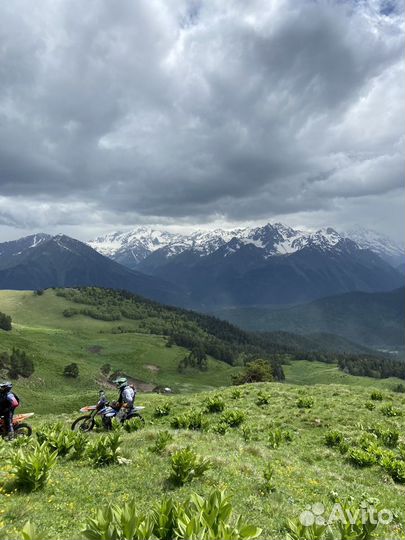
71, 415, 95, 432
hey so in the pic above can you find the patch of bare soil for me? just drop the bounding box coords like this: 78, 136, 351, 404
128, 378, 156, 392
88, 345, 103, 354
144, 364, 160, 373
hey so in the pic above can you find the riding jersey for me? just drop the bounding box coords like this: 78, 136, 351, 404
119, 385, 136, 408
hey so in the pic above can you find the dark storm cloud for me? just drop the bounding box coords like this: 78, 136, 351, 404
0, 0, 403, 239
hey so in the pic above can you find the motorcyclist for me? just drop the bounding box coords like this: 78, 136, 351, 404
102, 377, 136, 430
0, 382, 20, 439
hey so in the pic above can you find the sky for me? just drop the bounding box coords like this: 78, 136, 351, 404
0, 0, 404, 243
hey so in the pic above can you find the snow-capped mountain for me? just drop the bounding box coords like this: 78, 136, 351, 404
0, 233, 51, 261
86, 223, 404, 308
88, 223, 359, 270
341, 226, 405, 268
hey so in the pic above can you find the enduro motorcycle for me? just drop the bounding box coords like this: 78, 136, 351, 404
71, 391, 145, 432
0, 412, 34, 438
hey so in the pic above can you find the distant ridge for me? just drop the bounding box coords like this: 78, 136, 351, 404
213, 288, 405, 347
0, 234, 187, 306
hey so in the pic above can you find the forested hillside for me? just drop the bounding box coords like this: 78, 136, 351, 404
214, 288, 405, 347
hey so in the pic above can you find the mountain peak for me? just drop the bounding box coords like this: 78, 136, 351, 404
87, 222, 403, 271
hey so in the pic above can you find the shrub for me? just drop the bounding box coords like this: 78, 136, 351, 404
231, 388, 242, 399
82, 489, 261, 540
69, 432, 89, 460
123, 417, 144, 433
241, 425, 257, 442
87, 433, 127, 467
83, 502, 154, 540
381, 403, 402, 417
393, 383, 405, 393
36, 427, 76, 457
3, 347, 35, 379
338, 440, 350, 455
347, 448, 376, 467
365, 401, 375, 410
212, 421, 229, 435
287, 496, 383, 540
18, 521, 38, 540
262, 462, 275, 492
379, 428, 400, 448
0, 311, 12, 331
148, 431, 173, 454
205, 395, 225, 413
11, 443, 57, 492
232, 359, 273, 385
358, 432, 378, 450
170, 409, 206, 430
220, 409, 245, 427
382, 457, 405, 483
63, 362, 79, 378
154, 402, 171, 418
268, 427, 292, 448
256, 391, 271, 406
370, 390, 383, 401
324, 430, 344, 448
169, 447, 212, 486
296, 396, 314, 409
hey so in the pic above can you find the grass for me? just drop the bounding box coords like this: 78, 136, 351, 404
1, 291, 402, 415
0, 290, 238, 413
1, 290, 405, 538
284, 360, 405, 390
0, 383, 405, 539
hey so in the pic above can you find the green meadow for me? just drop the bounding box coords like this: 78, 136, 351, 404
0, 290, 404, 539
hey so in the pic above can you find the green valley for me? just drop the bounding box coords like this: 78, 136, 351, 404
0, 289, 405, 540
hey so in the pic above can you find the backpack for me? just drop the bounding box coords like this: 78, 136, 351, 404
8, 392, 20, 409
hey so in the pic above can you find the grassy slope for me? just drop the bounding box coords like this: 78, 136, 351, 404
1, 290, 405, 539
0, 383, 405, 539
1, 290, 403, 416
0, 290, 237, 413
284, 360, 404, 388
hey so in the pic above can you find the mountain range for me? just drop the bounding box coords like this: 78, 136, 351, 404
0, 223, 403, 311
89, 223, 405, 270
89, 223, 404, 308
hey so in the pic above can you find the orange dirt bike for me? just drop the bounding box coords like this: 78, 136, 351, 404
0, 412, 34, 438
71, 391, 145, 432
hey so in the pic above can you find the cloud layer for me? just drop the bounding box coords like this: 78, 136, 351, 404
0, 0, 403, 241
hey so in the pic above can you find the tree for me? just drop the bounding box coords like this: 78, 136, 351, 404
11, 348, 34, 378
232, 359, 273, 385
63, 362, 79, 378
0, 312, 12, 331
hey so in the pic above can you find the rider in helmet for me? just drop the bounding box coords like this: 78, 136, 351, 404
0, 382, 20, 439
102, 377, 136, 430
114, 377, 136, 417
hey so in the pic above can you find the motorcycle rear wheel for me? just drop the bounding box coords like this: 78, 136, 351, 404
14, 422, 32, 437
71, 415, 95, 432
